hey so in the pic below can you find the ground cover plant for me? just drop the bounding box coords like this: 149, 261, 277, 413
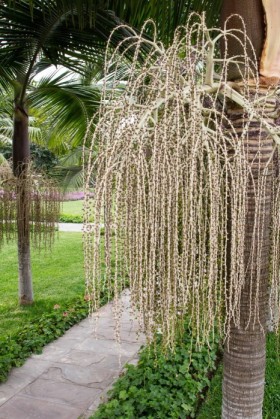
92, 326, 220, 419
92, 332, 280, 419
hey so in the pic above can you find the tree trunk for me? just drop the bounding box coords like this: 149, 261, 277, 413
13, 105, 33, 305
219, 0, 280, 416
18, 224, 33, 305
222, 93, 275, 418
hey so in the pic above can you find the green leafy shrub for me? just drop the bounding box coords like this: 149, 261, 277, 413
92, 327, 220, 419
0, 143, 58, 173
59, 214, 83, 223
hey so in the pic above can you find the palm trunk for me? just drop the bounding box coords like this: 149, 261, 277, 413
222, 93, 275, 418
13, 105, 33, 305
219, 0, 280, 415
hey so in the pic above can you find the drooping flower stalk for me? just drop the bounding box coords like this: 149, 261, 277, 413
0, 164, 61, 252
84, 16, 280, 353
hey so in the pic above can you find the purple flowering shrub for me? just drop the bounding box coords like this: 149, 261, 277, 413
62, 191, 93, 201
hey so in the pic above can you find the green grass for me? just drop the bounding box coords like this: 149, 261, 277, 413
196, 363, 222, 418
263, 333, 280, 418
60, 200, 95, 222
61, 200, 84, 217
0, 232, 84, 338
197, 333, 280, 418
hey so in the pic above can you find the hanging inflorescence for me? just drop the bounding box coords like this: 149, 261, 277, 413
0, 163, 61, 249
84, 15, 280, 349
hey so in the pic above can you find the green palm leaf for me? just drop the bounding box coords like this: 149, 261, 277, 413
28, 71, 101, 152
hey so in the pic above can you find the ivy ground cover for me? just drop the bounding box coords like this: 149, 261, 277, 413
92, 329, 221, 419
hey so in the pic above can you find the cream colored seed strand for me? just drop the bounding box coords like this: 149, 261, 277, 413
84, 16, 280, 350
0, 165, 61, 251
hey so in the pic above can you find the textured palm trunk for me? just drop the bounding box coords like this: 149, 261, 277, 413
222, 93, 275, 418
13, 105, 33, 305
220, 0, 280, 416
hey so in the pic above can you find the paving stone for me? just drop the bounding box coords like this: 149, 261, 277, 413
92, 308, 137, 323
58, 350, 106, 367
90, 315, 143, 335
75, 317, 94, 328
94, 326, 146, 343
8, 359, 51, 379
0, 385, 21, 407
59, 350, 130, 370
31, 344, 72, 362
19, 378, 101, 409
40, 336, 81, 352
90, 295, 138, 323
39, 362, 122, 389
0, 395, 82, 419
61, 324, 94, 339
76, 337, 142, 357
0, 358, 53, 406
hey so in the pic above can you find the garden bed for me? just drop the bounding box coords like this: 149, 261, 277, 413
92, 327, 220, 419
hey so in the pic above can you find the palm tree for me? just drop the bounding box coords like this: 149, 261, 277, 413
0, 0, 147, 305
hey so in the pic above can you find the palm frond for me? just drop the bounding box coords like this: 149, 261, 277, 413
0, 0, 150, 89
105, 0, 223, 44
59, 147, 84, 166
0, 115, 42, 144
63, 166, 84, 190
0, 152, 9, 165
28, 70, 101, 152
52, 165, 84, 190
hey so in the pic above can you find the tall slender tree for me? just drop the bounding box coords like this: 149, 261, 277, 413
0, 0, 144, 305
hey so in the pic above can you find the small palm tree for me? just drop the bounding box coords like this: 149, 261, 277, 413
0, 0, 142, 305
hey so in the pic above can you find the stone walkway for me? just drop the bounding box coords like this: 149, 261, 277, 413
0, 291, 145, 419
58, 223, 84, 232
58, 223, 105, 232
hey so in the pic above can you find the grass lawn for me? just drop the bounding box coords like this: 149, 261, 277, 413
61, 200, 84, 217
60, 200, 95, 222
0, 232, 85, 338
197, 333, 280, 418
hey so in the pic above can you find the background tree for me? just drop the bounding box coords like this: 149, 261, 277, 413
0, 0, 144, 305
